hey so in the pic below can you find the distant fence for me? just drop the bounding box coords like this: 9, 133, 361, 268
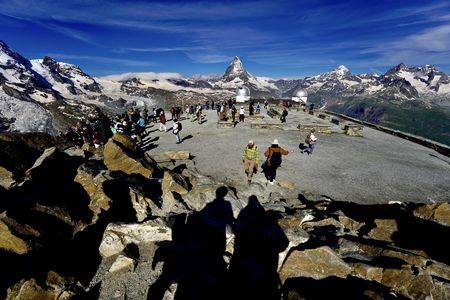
322, 110, 450, 158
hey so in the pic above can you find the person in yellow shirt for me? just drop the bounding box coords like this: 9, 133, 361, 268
242, 140, 259, 184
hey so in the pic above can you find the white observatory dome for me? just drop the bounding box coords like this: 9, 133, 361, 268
236, 86, 250, 97
294, 89, 308, 97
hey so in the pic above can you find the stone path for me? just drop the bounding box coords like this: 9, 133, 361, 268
142, 106, 450, 204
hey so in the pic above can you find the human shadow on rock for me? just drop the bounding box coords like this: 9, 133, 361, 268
228, 195, 289, 300
147, 186, 234, 300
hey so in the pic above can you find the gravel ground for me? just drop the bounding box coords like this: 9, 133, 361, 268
143, 107, 450, 204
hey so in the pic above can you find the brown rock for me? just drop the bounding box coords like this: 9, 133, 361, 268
161, 150, 190, 160
426, 261, 450, 281
162, 171, 190, 195
351, 263, 383, 283
277, 216, 310, 270
161, 171, 190, 213
337, 215, 364, 233
278, 180, 296, 190
111, 133, 138, 152
413, 203, 440, 221
0, 213, 40, 238
74, 166, 112, 224
381, 267, 438, 299
366, 219, 398, 242
434, 203, 450, 226
45, 271, 68, 291
279, 246, 351, 283
0, 220, 29, 254
103, 140, 154, 178
0, 166, 15, 189
128, 189, 152, 221
413, 202, 450, 227
7, 278, 60, 300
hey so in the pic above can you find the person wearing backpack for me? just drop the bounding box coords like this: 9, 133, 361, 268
172, 118, 182, 144
302, 128, 318, 155
263, 139, 289, 185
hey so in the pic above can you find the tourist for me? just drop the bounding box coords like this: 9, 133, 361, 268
239, 106, 245, 122
303, 129, 318, 155
93, 107, 112, 144
231, 104, 237, 123
242, 140, 260, 184
263, 139, 289, 185
280, 108, 288, 123
172, 118, 182, 144
256, 102, 261, 114
159, 111, 167, 132
249, 101, 254, 116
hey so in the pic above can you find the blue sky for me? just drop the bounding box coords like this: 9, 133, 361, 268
1, 0, 450, 78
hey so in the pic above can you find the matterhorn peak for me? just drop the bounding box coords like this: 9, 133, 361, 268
222, 56, 253, 81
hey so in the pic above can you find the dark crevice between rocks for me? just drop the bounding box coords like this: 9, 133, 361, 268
282, 276, 409, 300
343, 256, 406, 269
109, 170, 163, 209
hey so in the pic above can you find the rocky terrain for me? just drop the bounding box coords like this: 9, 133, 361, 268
1, 130, 449, 299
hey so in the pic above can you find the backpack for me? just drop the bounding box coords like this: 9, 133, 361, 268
178, 122, 182, 131
270, 150, 282, 166
305, 134, 311, 144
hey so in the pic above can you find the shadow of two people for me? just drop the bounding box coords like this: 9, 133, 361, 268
148, 187, 289, 300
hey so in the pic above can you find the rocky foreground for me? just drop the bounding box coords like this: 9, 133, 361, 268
0, 132, 449, 299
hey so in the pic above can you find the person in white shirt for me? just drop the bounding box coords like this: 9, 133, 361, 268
239, 106, 245, 122
172, 119, 182, 144
303, 129, 318, 155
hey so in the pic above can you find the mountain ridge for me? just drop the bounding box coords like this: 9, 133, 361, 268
1, 40, 450, 145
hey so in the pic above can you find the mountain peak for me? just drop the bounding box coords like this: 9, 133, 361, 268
222, 56, 253, 81
334, 65, 350, 74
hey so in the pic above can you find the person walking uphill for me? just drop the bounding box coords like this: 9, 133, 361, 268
264, 139, 289, 185
303, 128, 318, 155
242, 140, 259, 184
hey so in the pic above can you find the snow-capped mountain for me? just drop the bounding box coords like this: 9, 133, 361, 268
280, 63, 450, 104
1, 39, 450, 144
222, 56, 254, 81
207, 56, 279, 97
30, 56, 102, 96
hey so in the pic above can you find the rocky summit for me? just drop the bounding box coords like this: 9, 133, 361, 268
0, 106, 449, 300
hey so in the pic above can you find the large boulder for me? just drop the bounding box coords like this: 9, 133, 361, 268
103, 140, 157, 178
99, 219, 172, 258
279, 246, 352, 282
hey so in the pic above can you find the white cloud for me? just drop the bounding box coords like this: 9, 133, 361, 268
360, 24, 450, 66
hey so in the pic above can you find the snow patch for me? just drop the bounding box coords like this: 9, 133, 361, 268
0, 91, 54, 133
